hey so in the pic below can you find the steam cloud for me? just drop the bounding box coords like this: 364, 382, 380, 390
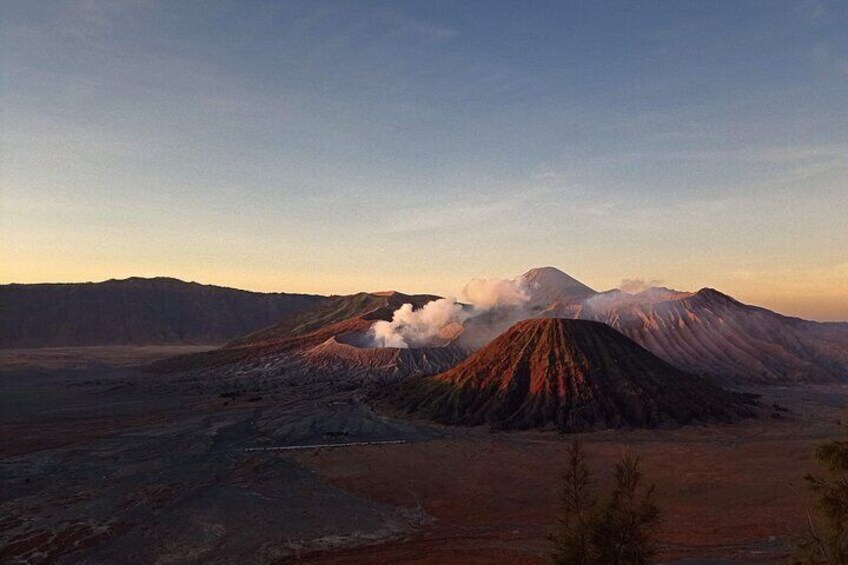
368, 276, 531, 349
369, 299, 470, 348
619, 278, 664, 294
462, 277, 531, 309
584, 283, 682, 315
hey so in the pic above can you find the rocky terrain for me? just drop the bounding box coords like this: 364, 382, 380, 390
391, 318, 756, 431
227, 291, 440, 347
1, 346, 844, 563
150, 291, 459, 378
302, 335, 468, 379
523, 267, 848, 384
0, 347, 437, 564
0, 277, 326, 348
4, 267, 845, 563
575, 285, 848, 384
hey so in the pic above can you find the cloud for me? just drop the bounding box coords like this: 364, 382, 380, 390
619, 278, 664, 293
461, 276, 531, 309
367, 276, 532, 348
369, 298, 469, 348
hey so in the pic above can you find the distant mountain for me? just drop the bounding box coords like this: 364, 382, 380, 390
522, 267, 848, 383
51, 267, 847, 385
523, 266, 597, 308
227, 291, 440, 347
576, 286, 848, 383
392, 318, 755, 431
0, 277, 327, 348
150, 290, 443, 373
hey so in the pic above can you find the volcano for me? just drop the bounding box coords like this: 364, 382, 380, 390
149, 266, 848, 385
523, 266, 597, 309
150, 290, 462, 376
395, 318, 755, 431
520, 267, 848, 384
573, 286, 848, 383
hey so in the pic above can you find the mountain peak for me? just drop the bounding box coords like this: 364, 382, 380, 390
521, 266, 597, 305
105, 276, 195, 287
371, 290, 406, 297
691, 287, 736, 303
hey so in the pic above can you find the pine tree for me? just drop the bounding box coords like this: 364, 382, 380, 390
550, 443, 660, 565
594, 450, 660, 565
550, 439, 597, 564
796, 425, 848, 564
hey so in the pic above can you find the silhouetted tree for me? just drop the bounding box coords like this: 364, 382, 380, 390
550, 439, 597, 564
594, 451, 660, 565
550, 442, 660, 565
795, 424, 848, 564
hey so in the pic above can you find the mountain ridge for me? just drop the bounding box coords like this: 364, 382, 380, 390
519, 267, 848, 383
149, 290, 444, 373
6, 269, 847, 385
0, 277, 327, 348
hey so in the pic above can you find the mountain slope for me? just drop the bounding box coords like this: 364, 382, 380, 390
573, 287, 848, 383
150, 290, 444, 373
302, 335, 468, 377
228, 291, 440, 347
523, 266, 597, 308
0, 278, 326, 348
514, 266, 848, 383
394, 318, 755, 431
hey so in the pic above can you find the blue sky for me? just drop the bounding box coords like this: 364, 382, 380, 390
1, 1, 846, 319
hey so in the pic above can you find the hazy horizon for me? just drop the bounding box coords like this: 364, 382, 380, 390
2, 1, 846, 321
2, 264, 846, 323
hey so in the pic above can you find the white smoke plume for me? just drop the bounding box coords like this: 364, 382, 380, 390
583, 284, 686, 316
619, 278, 664, 294
369, 299, 470, 348
368, 276, 532, 349
461, 277, 531, 309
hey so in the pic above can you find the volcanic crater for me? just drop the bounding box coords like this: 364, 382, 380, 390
301, 330, 469, 377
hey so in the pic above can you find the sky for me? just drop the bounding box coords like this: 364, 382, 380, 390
1, 1, 846, 321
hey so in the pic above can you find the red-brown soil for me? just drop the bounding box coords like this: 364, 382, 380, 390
291, 385, 846, 563
2, 346, 844, 563
394, 318, 754, 431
